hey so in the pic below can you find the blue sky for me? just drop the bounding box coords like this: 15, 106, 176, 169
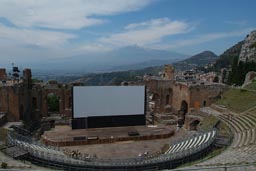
0, 0, 255, 66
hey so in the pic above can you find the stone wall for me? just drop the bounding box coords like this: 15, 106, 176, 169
189, 83, 226, 111
0, 68, 73, 122
172, 82, 190, 112
146, 79, 173, 113
148, 79, 227, 115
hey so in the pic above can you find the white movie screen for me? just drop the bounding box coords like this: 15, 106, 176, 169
73, 86, 145, 118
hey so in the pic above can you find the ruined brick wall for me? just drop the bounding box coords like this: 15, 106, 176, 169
146, 79, 173, 113
0, 68, 73, 122
40, 87, 72, 116
0, 85, 23, 121
172, 82, 190, 112
189, 83, 227, 111
0, 87, 9, 114
0, 69, 7, 80
63, 88, 72, 117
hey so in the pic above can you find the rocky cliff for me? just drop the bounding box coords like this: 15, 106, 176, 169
239, 30, 256, 62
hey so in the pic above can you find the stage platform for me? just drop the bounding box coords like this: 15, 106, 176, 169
42, 125, 175, 147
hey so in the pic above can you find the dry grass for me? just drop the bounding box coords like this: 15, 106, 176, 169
245, 80, 256, 90
216, 88, 256, 113
199, 115, 219, 132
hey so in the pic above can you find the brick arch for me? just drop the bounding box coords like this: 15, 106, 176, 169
165, 94, 170, 105
47, 92, 61, 114
41, 89, 64, 116
180, 100, 188, 114
178, 100, 188, 127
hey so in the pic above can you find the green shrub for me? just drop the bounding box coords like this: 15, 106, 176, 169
1, 162, 8, 169
240, 89, 247, 92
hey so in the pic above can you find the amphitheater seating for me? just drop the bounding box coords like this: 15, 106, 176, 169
14, 139, 65, 156
197, 106, 256, 166
165, 130, 216, 154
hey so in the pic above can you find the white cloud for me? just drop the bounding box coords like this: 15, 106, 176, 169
125, 17, 170, 30
99, 18, 192, 48
166, 28, 254, 49
76, 43, 112, 53
148, 28, 254, 51
0, 24, 76, 48
0, 0, 152, 29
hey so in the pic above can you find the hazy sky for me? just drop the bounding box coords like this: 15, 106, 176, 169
0, 0, 255, 66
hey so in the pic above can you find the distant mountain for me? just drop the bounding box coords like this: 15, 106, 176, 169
213, 41, 244, 71
54, 66, 163, 85
173, 51, 218, 71
181, 51, 218, 65
30, 46, 188, 75
109, 46, 187, 62
51, 50, 218, 85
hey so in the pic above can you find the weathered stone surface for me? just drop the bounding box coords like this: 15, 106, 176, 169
242, 71, 256, 87
239, 30, 256, 62
147, 65, 227, 114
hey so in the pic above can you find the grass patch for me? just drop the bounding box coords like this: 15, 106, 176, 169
0, 128, 8, 141
245, 80, 256, 90
216, 88, 256, 113
199, 115, 219, 132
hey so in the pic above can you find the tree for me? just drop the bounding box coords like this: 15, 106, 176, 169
47, 94, 59, 112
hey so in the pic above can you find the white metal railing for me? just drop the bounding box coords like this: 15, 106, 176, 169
7, 129, 217, 167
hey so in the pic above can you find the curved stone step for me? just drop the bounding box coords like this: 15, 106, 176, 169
219, 115, 240, 133
251, 128, 256, 145
232, 117, 249, 131
239, 115, 256, 128
237, 116, 252, 129
233, 132, 242, 148
244, 129, 252, 146
238, 131, 247, 148
244, 113, 256, 124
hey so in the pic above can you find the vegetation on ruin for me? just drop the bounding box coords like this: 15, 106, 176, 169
47, 94, 60, 112
228, 57, 256, 85
32, 78, 43, 83
216, 88, 256, 113
198, 115, 219, 132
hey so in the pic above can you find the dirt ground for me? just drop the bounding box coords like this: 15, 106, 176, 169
60, 127, 194, 159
